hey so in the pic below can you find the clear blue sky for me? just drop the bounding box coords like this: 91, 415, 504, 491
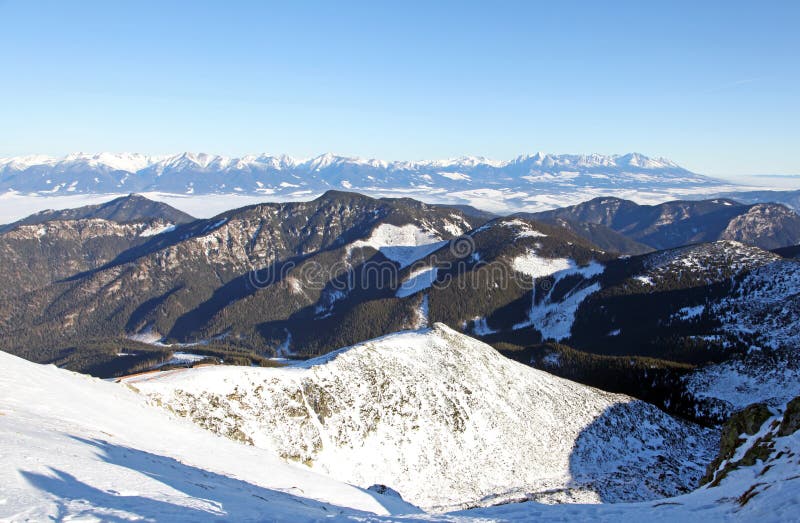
1, 0, 798, 177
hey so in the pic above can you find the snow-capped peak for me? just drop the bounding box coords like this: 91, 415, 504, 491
0, 151, 688, 174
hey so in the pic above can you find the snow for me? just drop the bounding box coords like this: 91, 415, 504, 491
677, 305, 705, 320
2, 343, 798, 522
201, 218, 228, 234
542, 352, 561, 367
0, 351, 417, 521
512, 253, 605, 282
396, 266, 438, 298
156, 352, 208, 367
0, 150, 753, 221
412, 295, 430, 329
517, 282, 602, 341
139, 222, 176, 237
678, 258, 800, 418
470, 317, 496, 336
350, 224, 447, 268
512, 253, 574, 279
437, 172, 471, 181
501, 218, 548, 238
128, 324, 714, 512
513, 258, 605, 340
276, 330, 294, 357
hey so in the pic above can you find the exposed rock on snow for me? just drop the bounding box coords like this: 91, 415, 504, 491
128, 324, 715, 511
684, 258, 800, 418
2, 346, 798, 522
0, 351, 417, 522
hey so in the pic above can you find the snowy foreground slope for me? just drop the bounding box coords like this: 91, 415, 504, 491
2, 341, 800, 521
0, 350, 417, 521
127, 324, 715, 511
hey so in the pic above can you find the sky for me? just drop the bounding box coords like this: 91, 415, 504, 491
0, 0, 798, 178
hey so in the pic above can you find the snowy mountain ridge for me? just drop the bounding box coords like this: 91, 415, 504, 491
0, 349, 418, 521
2, 328, 799, 521
126, 323, 716, 512
0, 151, 685, 173
0, 151, 730, 213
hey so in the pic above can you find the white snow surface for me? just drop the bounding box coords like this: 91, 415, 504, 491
396, 266, 439, 298
127, 324, 714, 512
512, 255, 605, 340
156, 352, 208, 367
0, 150, 759, 222
0, 351, 417, 522
452, 401, 800, 522
350, 224, 447, 268
512, 253, 575, 279
2, 343, 799, 522
138, 222, 176, 237
500, 218, 548, 238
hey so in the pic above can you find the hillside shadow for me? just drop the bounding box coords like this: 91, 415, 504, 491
254, 252, 408, 355
168, 248, 397, 344
21, 436, 409, 521
567, 402, 712, 504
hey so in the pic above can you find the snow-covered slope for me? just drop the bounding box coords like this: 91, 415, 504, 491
127, 324, 715, 512
454, 396, 800, 522
0, 351, 418, 521
2, 344, 798, 522
349, 223, 448, 268
684, 257, 800, 418
0, 151, 734, 215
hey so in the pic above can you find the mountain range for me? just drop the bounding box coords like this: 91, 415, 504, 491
1, 191, 799, 424
0, 152, 734, 213
525, 196, 800, 251
2, 189, 799, 519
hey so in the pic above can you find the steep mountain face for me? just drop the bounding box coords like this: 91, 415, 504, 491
529, 240, 800, 422
0, 218, 172, 300
0, 191, 486, 364
127, 324, 716, 512
0, 195, 194, 301
681, 258, 800, 420
1, 191, 797, 427
463, 396, 800, 522
176, 214, 614, 358
0, 152, 729, 213
0, 193, 195, 233
720, 203, 800, 248
528, 197, 800, 250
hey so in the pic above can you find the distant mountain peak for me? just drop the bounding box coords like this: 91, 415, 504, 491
0, 151, 729, 213
0, 151, 689, 172
0, 192, 194, 233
